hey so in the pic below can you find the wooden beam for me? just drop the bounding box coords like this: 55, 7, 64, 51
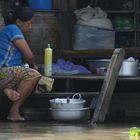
63, 48, 140, 58
91, 48, 125, 124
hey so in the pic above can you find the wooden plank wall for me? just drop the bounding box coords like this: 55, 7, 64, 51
25, 0, 77, 64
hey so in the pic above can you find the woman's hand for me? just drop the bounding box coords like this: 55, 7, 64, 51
33, 65, 38, 71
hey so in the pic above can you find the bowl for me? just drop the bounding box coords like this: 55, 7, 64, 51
87, 59, 110, 73
49, 108, 89, 121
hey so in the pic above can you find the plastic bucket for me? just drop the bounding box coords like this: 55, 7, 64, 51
28, 0, 52, 10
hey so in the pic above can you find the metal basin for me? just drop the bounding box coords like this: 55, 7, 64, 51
87, 59, 110, 73
49, 108, 89, 121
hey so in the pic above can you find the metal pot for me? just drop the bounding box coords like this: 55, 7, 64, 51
49, 107, 89, 121
49, 93, 86, 109
119, 60, 138, 76
96, 67, 107, 76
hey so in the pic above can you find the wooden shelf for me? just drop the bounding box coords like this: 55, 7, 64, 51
107, 10, 135, 14
51, 74, 140, 82
63, 48, 140, 58
115, 29, 136, 32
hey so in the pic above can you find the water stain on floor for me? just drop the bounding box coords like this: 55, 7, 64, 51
0, 121, 137, 140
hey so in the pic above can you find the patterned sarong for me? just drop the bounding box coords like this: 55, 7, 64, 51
0, 66, 41, 90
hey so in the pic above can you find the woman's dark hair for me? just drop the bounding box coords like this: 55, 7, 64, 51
3, 7, 34, 25
13, 6, 34, 22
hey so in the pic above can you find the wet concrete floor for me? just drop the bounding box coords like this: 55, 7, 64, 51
0, 121, 138, 140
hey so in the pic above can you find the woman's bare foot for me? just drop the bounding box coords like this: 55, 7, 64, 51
7, 115, 25, 122
4, 89, 20, 101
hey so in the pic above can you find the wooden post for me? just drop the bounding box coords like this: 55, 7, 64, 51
91, 48, 125, 124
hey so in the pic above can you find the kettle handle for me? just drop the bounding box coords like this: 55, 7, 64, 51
72, 93, 81, 99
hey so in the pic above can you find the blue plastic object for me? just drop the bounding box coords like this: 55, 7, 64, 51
28, 0, 52, 10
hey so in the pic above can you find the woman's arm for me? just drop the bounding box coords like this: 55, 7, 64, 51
14, 38, 38, 70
